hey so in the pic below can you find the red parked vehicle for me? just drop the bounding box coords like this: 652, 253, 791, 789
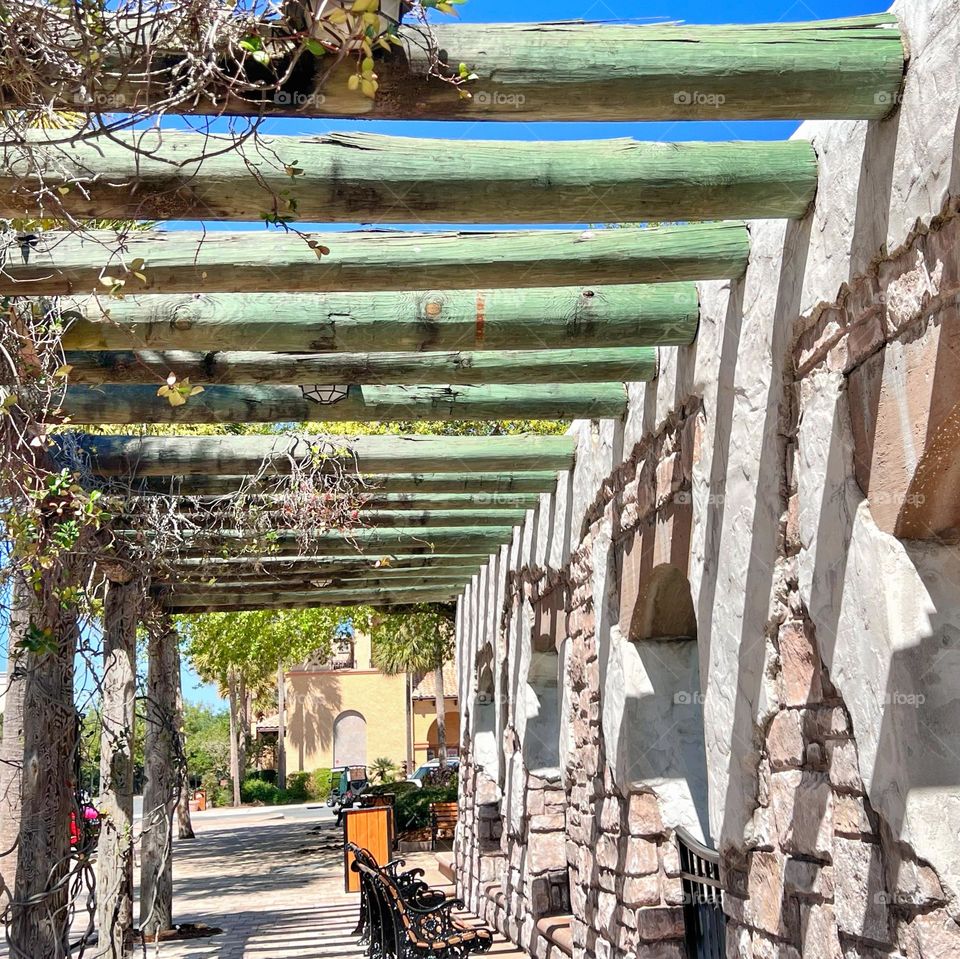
70, 804, 101, 853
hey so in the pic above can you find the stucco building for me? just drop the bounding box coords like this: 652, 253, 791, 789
452, 3, 960, 957
280, 629, 461, 776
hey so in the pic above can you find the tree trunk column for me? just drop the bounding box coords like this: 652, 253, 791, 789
10, 566, 82, 959
139, 613, 179, 939
0, 574, 31, 905
174, 659, 195, 841
433, 664, 448, 769
276, 663, 286, 790
227, 669, 242, 808
95, 577, 140, 958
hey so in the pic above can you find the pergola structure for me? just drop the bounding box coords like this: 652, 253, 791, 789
0, 7, 908, 955
3, 11, 907, 611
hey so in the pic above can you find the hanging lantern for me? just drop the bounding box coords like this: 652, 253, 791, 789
300, 384, 350, 405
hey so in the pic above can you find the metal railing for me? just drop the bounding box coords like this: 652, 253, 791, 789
676, 827, 726, 959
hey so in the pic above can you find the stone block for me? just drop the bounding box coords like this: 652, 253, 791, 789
621, 874, 661, 908
894, 858, 946, 906
901, 909, 960, 959
600, 797, 622, 832
634, 906, 685, 942
660, 840, 682, 877
769, 770, 834, 859
833, 794, 873, 837
826, 740, 864, 792
785, 858, 834, 899
596, 834, 620, 871
744, 851, 787, 937
767, 710, 805, 770
528, 832, 568, 875
833, 838, 889, 944
801, 903, 843, 959
625, 836, 659, 876
628, 792, 664, 837
778, 621, 823, 706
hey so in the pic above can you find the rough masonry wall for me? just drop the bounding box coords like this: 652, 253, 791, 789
455, 2, 960, 957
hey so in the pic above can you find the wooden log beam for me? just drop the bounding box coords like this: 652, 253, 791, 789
60, 286, 695, 353
6, 130, 818, 223
59, 433, 575, 477
115, 471, 560, 496
121, 508, 528, 530
21, 17, 905, 122
169, 554, 487, 573
170, 594, 458, 613
169, 571, 474, 592
170, 566, 480, 586
2, 223, 748, 296
60, 383, 628, 425
62, 346, 659, 386
156, 492, 541, 510
164, 586, 464, 612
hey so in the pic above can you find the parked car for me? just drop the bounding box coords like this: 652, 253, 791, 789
70, 803, 100, 854
406, 758, 460, 788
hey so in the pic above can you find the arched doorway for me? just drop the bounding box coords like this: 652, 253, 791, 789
333, 710, 367, 768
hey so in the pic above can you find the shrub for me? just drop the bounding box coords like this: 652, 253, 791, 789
394, 784, 458, 831
241, 777, 283, 806
310, 768, 333, 801
247, 769, 277, 785
285, 771, 311, 802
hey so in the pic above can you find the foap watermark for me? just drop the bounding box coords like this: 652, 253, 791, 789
274, 91, 326, 108
473, 91, 525, 108
874, 89, 905, 109
73, 91, 127, 108
883, 690, 926, 708
674, 90, 726, 109
674, 690, 706, 706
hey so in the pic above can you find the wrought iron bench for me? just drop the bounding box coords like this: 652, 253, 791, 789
430, 801, 459, 850
347, 842, 443, 943
350, 846, 494, 959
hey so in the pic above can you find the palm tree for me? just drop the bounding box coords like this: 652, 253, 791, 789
370, 605, 456, 770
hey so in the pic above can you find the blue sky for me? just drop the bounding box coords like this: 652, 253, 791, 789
1, 0, 890, 707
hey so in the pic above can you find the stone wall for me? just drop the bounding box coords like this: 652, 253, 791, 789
454, 2, 960, 957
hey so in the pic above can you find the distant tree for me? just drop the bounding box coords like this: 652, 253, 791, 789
370, 605, 456, 769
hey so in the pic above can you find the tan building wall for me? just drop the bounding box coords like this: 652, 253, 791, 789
283, 629, 409, 774
412, 698, 460, 766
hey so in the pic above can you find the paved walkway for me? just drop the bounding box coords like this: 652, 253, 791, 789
1, 809, 524, 957
135, 812, 523, 958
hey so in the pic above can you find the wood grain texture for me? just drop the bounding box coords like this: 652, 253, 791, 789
60, 286, 695, 353
23, 17, 905, 121
114, 471, 561, 495
60, 433, 575, 477
63, 347, 659, 385
3, 224, 748, 295
165, 585, 464, 611
6, 131, 818, 222
60, 383, 628, 424
139, 492, 541, 510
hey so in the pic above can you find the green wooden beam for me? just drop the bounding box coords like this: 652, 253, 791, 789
3, 223, 748, 296
27, 16, 905, 121
169, 554, 487, 573
60, 286, 694, 353
9, 130, 818, 223
168, 592, 460, 613
60, 383, 627, 425
169, 571, 474, 592
113, 472, 560, 496
164, 586, 466, 607
62, 346, 660, 385
159, 524, 514, 559
59, 433, 574, 478
160, 493, 540, 510
120, 508, 527, 530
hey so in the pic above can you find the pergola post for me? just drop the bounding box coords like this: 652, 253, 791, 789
276, 663, 286, 792
10, 565, 83, 959
0, 573, 31, 903
95, 574, 141, 959
139, 611, 179, 939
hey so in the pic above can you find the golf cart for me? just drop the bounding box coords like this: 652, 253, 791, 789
327, 765, 368, 811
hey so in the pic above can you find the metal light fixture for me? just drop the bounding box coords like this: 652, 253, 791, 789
300, 384, 350, 405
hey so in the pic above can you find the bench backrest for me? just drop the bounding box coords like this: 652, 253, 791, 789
430, 801, 459, 824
